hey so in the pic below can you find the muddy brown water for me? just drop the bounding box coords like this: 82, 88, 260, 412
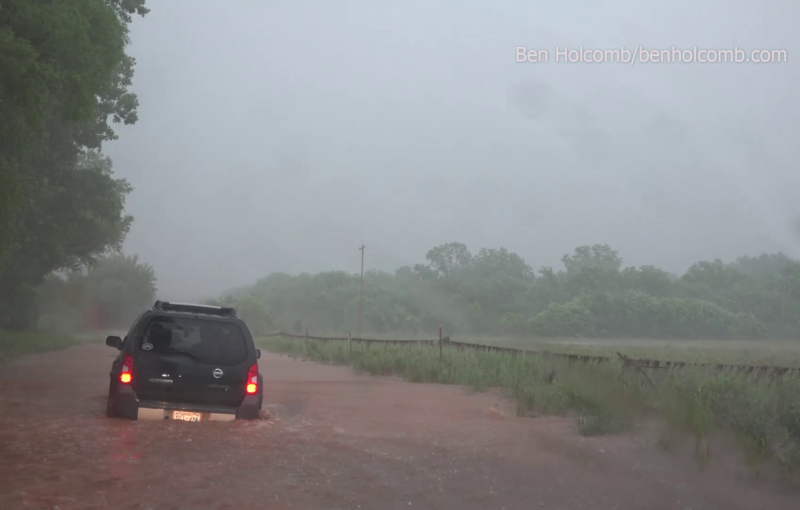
1, 344, 798, 509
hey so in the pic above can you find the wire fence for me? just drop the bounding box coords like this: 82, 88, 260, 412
261, 329, 800, 379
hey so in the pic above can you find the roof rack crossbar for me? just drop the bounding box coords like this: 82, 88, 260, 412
152, 300, 237, 318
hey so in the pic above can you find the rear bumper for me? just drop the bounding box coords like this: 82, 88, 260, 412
137, 407, 236, 421
112, 385, 261, 421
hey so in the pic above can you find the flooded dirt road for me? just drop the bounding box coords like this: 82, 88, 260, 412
1, 343, 798, 510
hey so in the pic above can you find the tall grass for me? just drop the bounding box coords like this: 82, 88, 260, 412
258, 336, 800, 478
0, 329, 91, 364
452, 335, 800, 367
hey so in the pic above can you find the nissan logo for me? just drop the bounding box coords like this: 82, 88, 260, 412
212, 368, 223, 379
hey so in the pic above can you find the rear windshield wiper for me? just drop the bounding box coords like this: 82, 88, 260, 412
160, 348, 200, 361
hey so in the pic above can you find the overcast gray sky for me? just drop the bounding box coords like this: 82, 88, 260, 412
104, 0, 800, 300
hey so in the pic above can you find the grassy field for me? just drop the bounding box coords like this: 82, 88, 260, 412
473, 336, 800, 368
0, 329, 101, 364
258, 334, 800, 480
300, 331, 800, 367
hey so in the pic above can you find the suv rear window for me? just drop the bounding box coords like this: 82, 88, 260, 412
135, 316, 249, 366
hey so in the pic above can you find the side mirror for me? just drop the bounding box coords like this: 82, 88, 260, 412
106, 336, 123, 350
255, 349, 261, 359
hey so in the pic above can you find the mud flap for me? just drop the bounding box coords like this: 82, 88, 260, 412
235, 394, 261, 420
114, 385, 139, 420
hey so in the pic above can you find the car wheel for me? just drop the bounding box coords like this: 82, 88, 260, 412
105, 381, 117, 418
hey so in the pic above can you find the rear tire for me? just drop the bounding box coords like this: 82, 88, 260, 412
105, 381, 118, 418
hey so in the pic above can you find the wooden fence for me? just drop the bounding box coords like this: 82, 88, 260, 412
262, 330, 800, 379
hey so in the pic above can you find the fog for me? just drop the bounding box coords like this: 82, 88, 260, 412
103, 0, 800, 300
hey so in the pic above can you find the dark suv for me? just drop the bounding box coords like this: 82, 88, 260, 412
105, 300, 263, 421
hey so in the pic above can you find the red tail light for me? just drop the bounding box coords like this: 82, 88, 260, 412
120, 353, 133, 384
246, 363, 258, 394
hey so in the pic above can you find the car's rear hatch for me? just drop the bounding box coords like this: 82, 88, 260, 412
131, 315, 251, 409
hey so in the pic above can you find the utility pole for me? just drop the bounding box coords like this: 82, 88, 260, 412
358, 244, 365, 336
782, 265, 788, 339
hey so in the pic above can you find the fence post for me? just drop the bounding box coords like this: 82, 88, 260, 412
439, 322, 443, 363
348, 331, 352, 358
616, 352, 659, 396
305, 327, 308, 351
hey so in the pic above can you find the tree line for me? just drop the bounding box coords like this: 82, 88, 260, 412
37, 254, 156, 333
222, 242, 800, 340
3, 2, 798, 342
0, 1, 150, 331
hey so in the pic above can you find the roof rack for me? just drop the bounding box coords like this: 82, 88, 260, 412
153, 300, 237, 318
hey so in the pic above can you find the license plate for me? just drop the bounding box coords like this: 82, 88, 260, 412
172, 411, 202, 422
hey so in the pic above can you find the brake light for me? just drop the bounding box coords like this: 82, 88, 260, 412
120, 353, 133, 384
246, 363, 258, 394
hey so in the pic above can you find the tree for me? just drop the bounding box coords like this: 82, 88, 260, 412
425, 242, 473, 278
451, 247, 536, 333
217, 294, 275, 336
0, 151, 133, 330
395, 264, 437, 281
0, 1, 147, 329
207, 241, 800, 341
80, 253, 156, 328
681, 259, 748, 294
37, 253, 156, 332
561, 244, 623, 274
620, 265, 674, 296
732, 253, 793, 281
566, 266, 622, 297
472, 247, 534, 280
0, 1, 148, 257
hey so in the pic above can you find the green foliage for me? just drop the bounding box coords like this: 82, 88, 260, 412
425, 242, 473, 278
0, 329, 90, 364
528, 292, 768, 340
231, 242, 799, 340
528, 299, 595, 337
37, 253, 156, 333
561, 244, 624, 273
0, 0, 144, 241
225, 270, 462, 337
0, 151, 134, 330
215, 294, 275, 336
0, 1, 147, 329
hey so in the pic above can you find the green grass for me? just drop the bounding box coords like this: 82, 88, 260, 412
458, 335, 800, 367
258, 335, 800, 480
0, 329, 97, 364
297, 332, 800, 367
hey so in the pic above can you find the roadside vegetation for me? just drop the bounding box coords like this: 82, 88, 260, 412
0, 1, 150, 332
37, 254, 157, 334
259, 335, 800, 480
0, 330, 92, 364
241, 238, 800, 481
223, 242, 800, 342
521, 338, 800, 368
